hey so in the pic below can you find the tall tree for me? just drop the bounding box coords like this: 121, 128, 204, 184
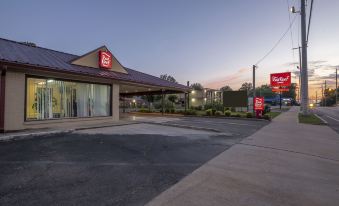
220, 85, 233, 92
190, 83, 204, 90
239, 82, 252, 92
160, 74, 177, 83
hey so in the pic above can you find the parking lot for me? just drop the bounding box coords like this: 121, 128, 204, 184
0, 117, 268, 206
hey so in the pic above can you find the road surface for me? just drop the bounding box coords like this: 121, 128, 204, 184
313, 107, 339, 133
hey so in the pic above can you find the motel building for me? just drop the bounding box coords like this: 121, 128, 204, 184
0, 38, 190, 132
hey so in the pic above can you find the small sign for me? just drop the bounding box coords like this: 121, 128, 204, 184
270, 72, 291, 87
254, 97, 264, 111
99, 51, 112, 69
272, 87, 290, 92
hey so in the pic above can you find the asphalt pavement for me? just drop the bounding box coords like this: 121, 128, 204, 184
0, 118, 267, 206
313, 107, 339, 133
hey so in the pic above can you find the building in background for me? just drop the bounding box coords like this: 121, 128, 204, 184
189, 88, 222, 108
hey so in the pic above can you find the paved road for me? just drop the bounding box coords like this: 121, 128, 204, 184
0, 118, 268, 206
313, 107, 339, 133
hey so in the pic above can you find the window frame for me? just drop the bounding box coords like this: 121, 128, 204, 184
24, 75, 112, 121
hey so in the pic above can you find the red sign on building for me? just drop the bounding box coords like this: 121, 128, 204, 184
99, 51, 112, 69
254, 97, 265, 111
270, 72, 291, 87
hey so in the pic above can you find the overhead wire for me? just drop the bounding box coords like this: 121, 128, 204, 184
255, 15, 297, 66
307, 0, 314, 42
286, 0, 296, 62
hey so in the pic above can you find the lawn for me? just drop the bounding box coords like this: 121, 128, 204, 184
267, 111, 281, 119
298, 113, 325, 125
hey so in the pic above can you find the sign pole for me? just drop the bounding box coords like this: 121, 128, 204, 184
280, 90, 282, 110
253, 65, 256, 115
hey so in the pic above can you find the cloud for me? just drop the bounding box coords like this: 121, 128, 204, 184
203, 67, 250, 89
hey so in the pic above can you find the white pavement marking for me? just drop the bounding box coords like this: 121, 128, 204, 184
326, 115, 339, 122
314, 113, 328, 124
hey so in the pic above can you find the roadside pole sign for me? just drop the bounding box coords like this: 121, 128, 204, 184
254, 97, 264, 111
270, 72, 291, 87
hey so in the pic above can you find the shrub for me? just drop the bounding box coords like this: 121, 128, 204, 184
139, 108, 149, 113
224, 107, 230, 113
204, 102, 224, 111
191, 105, 202, 111
263, 114, 271, 120
206, 109, 212, 116
246, 112, 253, 118
212, 109, 216, 115
183, 110, 197, 115
224, 111, 231, 117
231, 113, 241, 118
170, 108, 175, 113
215, 111, 223, 116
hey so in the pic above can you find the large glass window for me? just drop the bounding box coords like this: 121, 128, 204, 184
26, 77, 111, 120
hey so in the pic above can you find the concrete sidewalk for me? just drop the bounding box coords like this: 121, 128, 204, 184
147, 107, 339, 206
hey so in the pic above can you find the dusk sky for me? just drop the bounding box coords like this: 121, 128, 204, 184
1, 0, 338, 99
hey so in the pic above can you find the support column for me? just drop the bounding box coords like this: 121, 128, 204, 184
161, 89, 164, 115
0, 66, 6, 132
112, 83, 120, 121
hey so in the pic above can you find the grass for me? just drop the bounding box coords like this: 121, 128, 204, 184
298, 113, 325, 125
267, 111, 281, 119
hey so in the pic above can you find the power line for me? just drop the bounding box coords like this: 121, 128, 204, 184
307, 0, 314, 42
255, 15, 297, 66
286, 0, 295, 61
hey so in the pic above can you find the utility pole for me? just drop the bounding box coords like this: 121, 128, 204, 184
321, 85, 324, 107
293, 47, 302, 108
315, 91, 318, 106
336, 67, 338, 105
252, 65, 256, 115
300, 0, 309, 115
324, 80, 327, 107
187, 81, 190, 110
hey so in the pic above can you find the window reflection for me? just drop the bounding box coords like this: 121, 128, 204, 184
26, 78, 111, 120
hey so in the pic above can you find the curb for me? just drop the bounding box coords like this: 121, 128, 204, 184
142, 121, 222, 133
0, 130, 74, 143
314, 113, 328, 125
74, 122, 141, 131
128, 112, 269, 122
182, 115, 270, 122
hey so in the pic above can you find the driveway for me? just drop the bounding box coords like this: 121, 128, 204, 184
0, 117, 268, 206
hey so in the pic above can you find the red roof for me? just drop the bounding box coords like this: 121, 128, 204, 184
0, 38, 189, 91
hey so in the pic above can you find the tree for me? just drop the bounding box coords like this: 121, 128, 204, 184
190, 83, 204, 90
239, 82, 252, 91
282, 83, 297, 100
220, 85, 233, 92
160, 74, 177, 83
256, 84, 275, 98
141, 95, 155, 111
167, 94, 178, 106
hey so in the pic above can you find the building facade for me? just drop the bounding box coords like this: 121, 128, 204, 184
0, 38, 189, 132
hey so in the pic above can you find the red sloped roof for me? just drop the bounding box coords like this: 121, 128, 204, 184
0, 38, 189, 91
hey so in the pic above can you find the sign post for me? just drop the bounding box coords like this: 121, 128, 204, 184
254, 97, 264, 118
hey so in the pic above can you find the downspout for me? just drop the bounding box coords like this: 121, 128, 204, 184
0, 65, 7, 132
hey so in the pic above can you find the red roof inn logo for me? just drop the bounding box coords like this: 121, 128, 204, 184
254, 97, 264, 111
270, 72, 291, 87
99, 51, 112, 69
